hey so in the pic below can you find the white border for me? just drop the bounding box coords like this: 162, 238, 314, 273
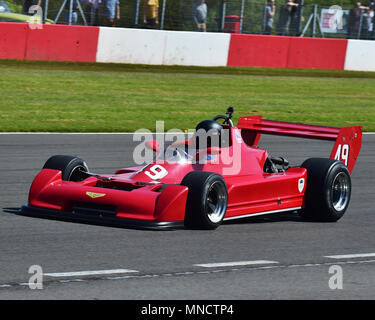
324, 253, 375, 259
224, 207, 302, 221
193, 260, 279, 268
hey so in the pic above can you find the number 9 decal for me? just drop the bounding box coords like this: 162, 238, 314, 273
144, 165, 168, 180
334, 144, 349, 166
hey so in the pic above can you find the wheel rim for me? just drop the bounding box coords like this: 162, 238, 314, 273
205, 181, 227, 223
331, 172, 350, 211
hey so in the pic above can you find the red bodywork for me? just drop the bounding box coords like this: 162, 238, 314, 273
24, 116, 362, 228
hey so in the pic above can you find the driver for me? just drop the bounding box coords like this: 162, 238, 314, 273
165, 118, 229, 163
194, 120, 224, 150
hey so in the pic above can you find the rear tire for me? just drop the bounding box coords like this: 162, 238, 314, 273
300, 158, 351, 222
181, 171, 228, 230
43, 155, 89, 182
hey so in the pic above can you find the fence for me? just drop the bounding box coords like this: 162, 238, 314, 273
4, 0, 375, 40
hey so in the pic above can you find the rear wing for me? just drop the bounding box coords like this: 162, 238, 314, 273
237, 116, 362, 174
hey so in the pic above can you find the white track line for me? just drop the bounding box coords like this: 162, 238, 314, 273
324, 253, 375, 259
44, 269, 138, 278
3, 259, 375, 289
194, 260, 279, 268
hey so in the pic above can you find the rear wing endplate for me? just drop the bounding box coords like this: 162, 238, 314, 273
238, 116, 362, 174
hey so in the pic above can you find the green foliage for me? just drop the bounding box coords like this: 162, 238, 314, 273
3, 0, 22, 13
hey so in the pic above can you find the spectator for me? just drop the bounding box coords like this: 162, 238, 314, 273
22, 0, 41, 15
361, 6, 370, 38
348, 2, 364, 38
102, 0, 120, 27
361, 4, 374, 38
192, 0, 207, 32
64, 0, 78, 25
81, 0, 102, 25
143, 0, 159, 28
369, 4, 375, 38
289, 0, 303, 36
276, 0, 299, 36
262, 0, 275, 35
81, 0, 92, 24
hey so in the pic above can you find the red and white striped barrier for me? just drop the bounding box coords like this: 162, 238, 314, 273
96, 27, 231, 66
344, 39, 375, 72
0, 22, 374, 71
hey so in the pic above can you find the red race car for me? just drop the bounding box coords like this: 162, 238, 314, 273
19, 109, 362, 229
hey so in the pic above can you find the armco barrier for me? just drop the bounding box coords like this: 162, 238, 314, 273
0, 22, 28, 60
1, 22, 375, 72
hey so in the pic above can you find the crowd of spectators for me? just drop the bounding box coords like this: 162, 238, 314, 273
21, 0, 120, 26
262, 0, 307, 36
60, 0, 160, 28
62, 0, 120, 26
15, 0, 375, 39
263, 0, 374, 38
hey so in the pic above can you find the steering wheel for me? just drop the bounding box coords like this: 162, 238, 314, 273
212, 115, 234, 127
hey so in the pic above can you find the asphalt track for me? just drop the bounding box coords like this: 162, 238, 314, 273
0, 133, 374, 300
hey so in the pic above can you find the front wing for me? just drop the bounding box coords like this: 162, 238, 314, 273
18, 204, 184, 229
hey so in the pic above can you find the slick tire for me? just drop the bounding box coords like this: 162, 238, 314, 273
43, 155, 89, 182
181, 171, 228, 230
300, 158, 351, 222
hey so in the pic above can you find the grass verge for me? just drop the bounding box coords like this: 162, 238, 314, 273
0, 60, 373, 132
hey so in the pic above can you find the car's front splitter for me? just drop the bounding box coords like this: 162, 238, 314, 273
15, 204, 184, 230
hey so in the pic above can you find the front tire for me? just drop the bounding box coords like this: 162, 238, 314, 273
181, 171, 228, 229
300, 158, 351, 222
43, 155, 89, 182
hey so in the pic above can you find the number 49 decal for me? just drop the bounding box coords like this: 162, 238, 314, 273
334, 144, 349, 166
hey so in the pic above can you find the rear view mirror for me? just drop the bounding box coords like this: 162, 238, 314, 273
145, 140, 160, 153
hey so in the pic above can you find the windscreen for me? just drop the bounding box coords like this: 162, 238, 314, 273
159, 145, 193, 163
